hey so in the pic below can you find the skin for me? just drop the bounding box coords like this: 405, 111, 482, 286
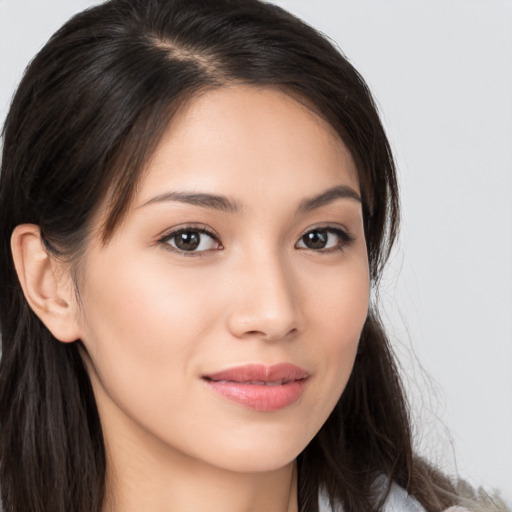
13, 86, 370, 512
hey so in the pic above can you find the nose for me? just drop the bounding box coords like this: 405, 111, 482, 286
225, 252, 303, 342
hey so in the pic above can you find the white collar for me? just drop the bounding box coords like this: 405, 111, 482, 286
318, 478, 426, 512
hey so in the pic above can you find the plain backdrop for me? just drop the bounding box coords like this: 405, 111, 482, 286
1, 0, 511, 503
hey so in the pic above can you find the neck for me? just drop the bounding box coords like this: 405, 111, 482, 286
101, 422, 299, 512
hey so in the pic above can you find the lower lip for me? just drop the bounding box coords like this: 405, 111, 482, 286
204, 379, 308, 412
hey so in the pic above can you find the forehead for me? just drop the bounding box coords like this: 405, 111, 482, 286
135, 85, 359, 208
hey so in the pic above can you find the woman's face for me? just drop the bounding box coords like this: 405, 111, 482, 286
75, 86, 369, 473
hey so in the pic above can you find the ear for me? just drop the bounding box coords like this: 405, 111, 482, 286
10, 224, 81, 343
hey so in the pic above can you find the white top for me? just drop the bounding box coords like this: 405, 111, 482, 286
318, 480, 467, 512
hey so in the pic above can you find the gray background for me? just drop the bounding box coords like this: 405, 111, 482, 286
1, 0, 511, 502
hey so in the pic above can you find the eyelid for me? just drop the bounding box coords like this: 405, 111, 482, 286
156, 224, 223, 255
295, 224, 355, 252
155, 222, 355, 256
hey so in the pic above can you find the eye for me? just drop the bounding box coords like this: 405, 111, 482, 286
159, 227, 222, 254
295, 227, 354, 252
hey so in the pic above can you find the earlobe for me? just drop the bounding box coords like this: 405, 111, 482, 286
10, 224, 81, 343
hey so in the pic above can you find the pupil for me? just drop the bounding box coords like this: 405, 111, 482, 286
304, 230, 327, 249
176, 232, 200, 251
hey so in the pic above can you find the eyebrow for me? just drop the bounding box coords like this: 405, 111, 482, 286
296, 185, 361, 213
138, 191, 242, 213
138, 184, 360, 214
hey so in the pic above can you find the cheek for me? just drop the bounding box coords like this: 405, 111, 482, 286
76, 252, 227, 452
317, 283, 368, 384
297, 253, 369, 416
76, 252, 221, 402
303, 249, 370, 346
80, 250, 217, 342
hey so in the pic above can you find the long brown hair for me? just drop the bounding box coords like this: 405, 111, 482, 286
0, 0, 464, 510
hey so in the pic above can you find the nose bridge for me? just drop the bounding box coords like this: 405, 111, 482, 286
227, 246, 301, 341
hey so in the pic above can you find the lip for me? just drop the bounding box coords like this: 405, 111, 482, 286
202, 363, 309, 412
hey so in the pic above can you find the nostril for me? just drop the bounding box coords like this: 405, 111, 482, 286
242, 327, 299, 341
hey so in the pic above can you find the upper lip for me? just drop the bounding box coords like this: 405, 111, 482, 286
203, 363, 309, 384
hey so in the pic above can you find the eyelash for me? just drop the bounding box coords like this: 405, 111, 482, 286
295, 226, 355, 253
157, 224, 355, 256
157, 225, 222, 256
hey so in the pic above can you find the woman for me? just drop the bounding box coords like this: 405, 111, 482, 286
0, 0, 504, 511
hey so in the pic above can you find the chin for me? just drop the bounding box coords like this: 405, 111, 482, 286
194, 423, 316, 474
211, 449, 299, 474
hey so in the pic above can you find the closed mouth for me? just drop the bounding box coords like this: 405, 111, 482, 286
202, 363, 309, 411
202, 363, 309, 384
